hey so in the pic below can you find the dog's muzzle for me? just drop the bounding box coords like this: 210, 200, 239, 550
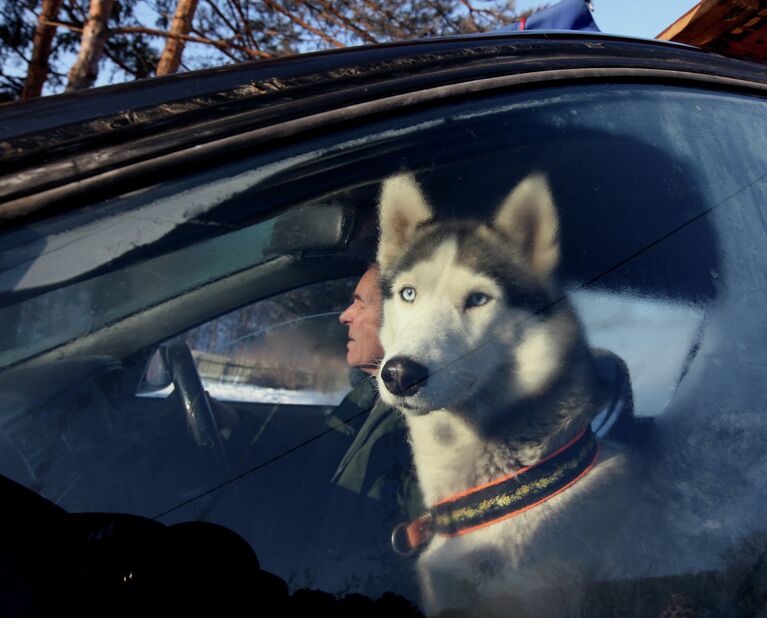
381, 357, 429, 397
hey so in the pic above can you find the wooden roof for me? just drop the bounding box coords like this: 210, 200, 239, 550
657, 0, 767, 62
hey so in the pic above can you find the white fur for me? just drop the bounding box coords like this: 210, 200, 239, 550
377, 173, 433, 271
379, 240, 508, 415
494, 172, 559, 279
514, 323, 562, 396
407, 410, 493, 506
416, 447, 630, 616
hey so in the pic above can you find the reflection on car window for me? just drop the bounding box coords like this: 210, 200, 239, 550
181, 279, 355, 405
0, 199, 348, 367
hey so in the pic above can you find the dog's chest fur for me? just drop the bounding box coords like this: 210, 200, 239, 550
412, 439, 632, 616
407, 410, 549, 505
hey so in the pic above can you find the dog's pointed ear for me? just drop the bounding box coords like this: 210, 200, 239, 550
494, 173, 559, 279
377, 173, 433, 271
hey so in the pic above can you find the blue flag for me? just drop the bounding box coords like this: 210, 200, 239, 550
501, 0, 600, 32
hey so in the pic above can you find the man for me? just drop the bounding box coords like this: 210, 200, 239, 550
329, 265, 423, 523
339, 265, 385, 375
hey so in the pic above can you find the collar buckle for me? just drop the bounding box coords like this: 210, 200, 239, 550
391, 513, 433, 556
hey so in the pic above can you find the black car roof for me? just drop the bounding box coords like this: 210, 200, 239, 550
0, 32, 700, 139
1, 32, 767, 226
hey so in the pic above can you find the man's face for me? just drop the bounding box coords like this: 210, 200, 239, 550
339, 267, 384, 374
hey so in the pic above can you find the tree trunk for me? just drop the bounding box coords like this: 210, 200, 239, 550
65, 0, 114, 92
156, 0, 200, 76
21, 0, 64, 99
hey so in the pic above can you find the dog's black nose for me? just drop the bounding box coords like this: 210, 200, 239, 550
381, 357, 429, 396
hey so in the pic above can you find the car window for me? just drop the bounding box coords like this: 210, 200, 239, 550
2, 81, 767, 615
175, 278, 355, 406
0, 199, 351, 368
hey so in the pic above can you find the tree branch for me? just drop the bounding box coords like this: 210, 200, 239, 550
359, 0, 411, 39
202, 0, 240, 42
315, 0, 379, 44
121, 24, 272, 58
102, 44, 140, 77
9, 44, 31, 65
42, 19, 272, 58
458, 0, 481, 31
425, 0, 463, 34
262, 0, 345, 48
190, 26, 242, 62
338, 0, 384, 37
0, 71, 25, 90
227, 0, 258, 49
303, 2, 347, 42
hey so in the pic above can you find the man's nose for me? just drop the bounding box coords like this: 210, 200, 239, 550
339, 306, 352, 325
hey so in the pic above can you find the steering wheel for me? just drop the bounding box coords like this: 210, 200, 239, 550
165, 340, 230, 475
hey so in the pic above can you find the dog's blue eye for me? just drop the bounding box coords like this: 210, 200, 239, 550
400, 286, 417, 303
466, 292, 490, 309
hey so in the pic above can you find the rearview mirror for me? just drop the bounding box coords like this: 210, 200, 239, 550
137, 347, 173, 394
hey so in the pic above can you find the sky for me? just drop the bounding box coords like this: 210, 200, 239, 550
516, 0, 699, 40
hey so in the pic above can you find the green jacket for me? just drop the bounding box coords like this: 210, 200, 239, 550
329, 371, 424, 521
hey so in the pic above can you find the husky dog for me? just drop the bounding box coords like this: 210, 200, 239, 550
375, 173, 634, 616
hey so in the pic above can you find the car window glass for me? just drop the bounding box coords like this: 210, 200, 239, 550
0, 201, 351, 367
2, 83, 767, 616
171, 278, 355, 406
153, 86, 767, 609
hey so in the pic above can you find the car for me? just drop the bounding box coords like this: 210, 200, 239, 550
1, 30, 767, 616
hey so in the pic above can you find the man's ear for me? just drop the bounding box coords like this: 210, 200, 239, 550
493, 173, 559, 279
377, 173, 433, 272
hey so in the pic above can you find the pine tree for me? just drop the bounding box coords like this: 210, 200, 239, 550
21, 0, 62, 98
0, 0, 529, 101
66, 0, 114, 90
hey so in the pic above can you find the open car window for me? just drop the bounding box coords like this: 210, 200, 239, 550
1, 81, 767, 615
